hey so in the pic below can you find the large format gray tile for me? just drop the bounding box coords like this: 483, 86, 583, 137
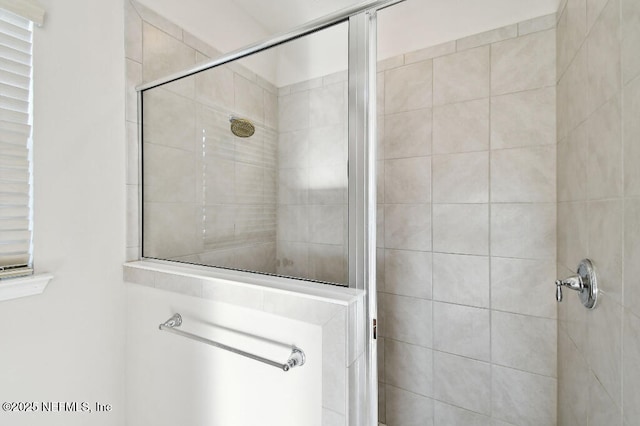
622, 0, 640, 83
556, 0, 587, 77
491, 29, 556, 95
623, 310, 640, 425
491, 203, 556, 260
433, 204, 489, 255
385, 157, 431, 204
433, 46, 490, 105
379, 293, 432, 347
385, 385, 434, 426
384, 204, 432, 251
490, 146, 556, 203
491, 87, 556, 149
433, 351, 491, 415
432, 98, 489, 154
432, 253, 490, 308
587, 96, 623, 200
385, 60, 433, 114
384, 249, 432, 299
586, 0, 621, 113
491, 257, 556, 318
588, 372, 623, 426
586, 294, 623, 406
557, 123, 588, 202
491, 311, 557, 376
624, 198, 640, 317
588, 200, 623, 303
433, 302, 490, 361
433, 401, 491, 426
492, 365, 556, 426
384, 109, 432, 159
385, 339, 433, 397
624, 75, 640, 197
432, 152, 488, 203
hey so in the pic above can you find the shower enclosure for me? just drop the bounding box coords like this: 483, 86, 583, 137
136, 1, 402, 424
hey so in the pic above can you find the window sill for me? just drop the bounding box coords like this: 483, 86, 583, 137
0, 273, 53, 302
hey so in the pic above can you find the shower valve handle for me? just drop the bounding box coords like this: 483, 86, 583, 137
555, 276, 583, 302
554, 259, 598, 309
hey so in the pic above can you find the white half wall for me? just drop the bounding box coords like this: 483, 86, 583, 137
0, 0, 127, 425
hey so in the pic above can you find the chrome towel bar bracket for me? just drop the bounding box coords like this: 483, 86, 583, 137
158, 313, 306, 372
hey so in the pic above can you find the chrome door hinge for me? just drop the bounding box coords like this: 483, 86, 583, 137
372, 318, 377, 339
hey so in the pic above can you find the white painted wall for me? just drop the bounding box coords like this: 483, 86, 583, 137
0, 1, 126, 425
126, 285, 322, 426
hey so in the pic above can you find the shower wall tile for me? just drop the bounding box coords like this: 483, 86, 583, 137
623, 310, 640, 425
456, 24, 517, 52
384, 60, 433, 114
125, 1, 142, 63
432, 151, 489, 203
491, 311, 557, 376
404, 41, 455, 65
432, 253, 490, 308
142, 22, 195, 97
490, 146, 556, 203
586, 95, 623, 200
490, 87, 556, 149
588, 372, 623, 426
126, 121, 139, 185
518, 13, 557, 36
384, 109, 432, 158
491, 29, 556, 95
433, 204, 489, 255
379, 293, 432, 347
556, 0, 587, 77
384, 339, 433, 397
433, 46, 490, 105
624, 199, 640, 317
384, 204, 432, 251
586, 0, 620, 113
125, 59, 141, 123
432, 98, 489, 154
557, 123, 588, 201
278, 91, 310, 132
384, 249, 432, 299
491, 365, 556, 426
131, 1, 182, 40
433, 400, 492, 426
622, 0, 640, 83
491, 203, 556, 259
234, 74, 264, 123
384, 157, 431, 204
587, 200, 623, 303
310, 82, 347, 128
433, 302, 490, 361
623, 75, 640, 197
491, 257, 556, 318
385, 385, 434, 426
433, 351, 491, 415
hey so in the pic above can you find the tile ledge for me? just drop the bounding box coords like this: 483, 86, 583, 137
124, 260, 362, 306
0, 274, 54, 302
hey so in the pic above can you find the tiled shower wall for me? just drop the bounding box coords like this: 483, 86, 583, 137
275, 74, 349, 285
556, 0, 640, 424
126, 0, 279, 271
377, 14, 559, 426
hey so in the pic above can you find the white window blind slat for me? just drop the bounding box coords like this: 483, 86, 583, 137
0, 57, 29, 76
0, 44, 29, 65
0, 68, 31, 90
0, 6, 30, 278
0, 107, 27, 124
0, 19, 29, 41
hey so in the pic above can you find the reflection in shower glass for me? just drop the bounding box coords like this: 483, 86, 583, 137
142, 21, 349, 285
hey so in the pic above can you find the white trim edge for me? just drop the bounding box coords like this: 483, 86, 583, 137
0, 273, 53, 302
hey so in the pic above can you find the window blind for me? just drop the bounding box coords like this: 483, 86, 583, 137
0, 7, 32, 278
